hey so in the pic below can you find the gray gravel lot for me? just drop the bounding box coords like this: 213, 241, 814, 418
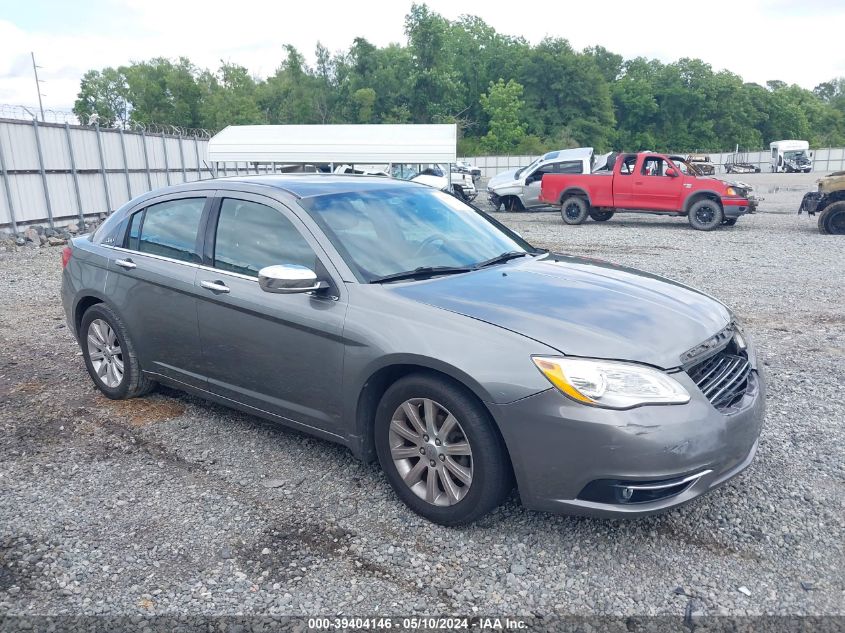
0, 171, 843, 619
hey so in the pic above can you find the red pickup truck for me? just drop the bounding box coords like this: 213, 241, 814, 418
539, 152, 755, 230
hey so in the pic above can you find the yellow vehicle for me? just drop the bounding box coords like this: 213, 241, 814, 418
799, 171, 845, 234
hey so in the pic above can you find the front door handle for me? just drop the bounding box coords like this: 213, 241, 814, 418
200, 280, 230, 294
115, 258, 136, 270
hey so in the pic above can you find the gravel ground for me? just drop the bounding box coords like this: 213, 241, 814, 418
0, 171, 843, 621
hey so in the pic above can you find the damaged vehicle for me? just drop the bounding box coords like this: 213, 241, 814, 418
799, 170, 845, 234
455, 160, 482, 183
540, 152, 757, 230
670, 156, 760, 214
62, 174, 765, 525
392, 163, 478, 202
487, 148, 594, 211
687, 154, 716, 176
770, 140, 813, 173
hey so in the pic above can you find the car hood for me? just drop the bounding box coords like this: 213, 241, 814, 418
488, 168, 521, 189
389, 254, 731, 369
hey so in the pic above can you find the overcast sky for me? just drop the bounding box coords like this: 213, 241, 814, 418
1, 0, 843, 113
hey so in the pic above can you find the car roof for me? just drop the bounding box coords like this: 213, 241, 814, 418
140, 173, 425, 201
542, 147, 593, 162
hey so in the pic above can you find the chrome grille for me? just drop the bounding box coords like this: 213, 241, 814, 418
688, 350, 751, 410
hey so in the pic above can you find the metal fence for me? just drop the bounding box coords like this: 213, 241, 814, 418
0, 118, 268, 231
5, 112, 845, 230
460, 149, 845, 179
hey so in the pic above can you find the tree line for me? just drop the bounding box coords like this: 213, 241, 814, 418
73, 4, 845, 155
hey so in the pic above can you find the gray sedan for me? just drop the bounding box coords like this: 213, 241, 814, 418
61, 175, 765, 525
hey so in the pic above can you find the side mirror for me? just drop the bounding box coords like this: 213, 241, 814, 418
258, 264, 328, 294
666, 168, 679, 178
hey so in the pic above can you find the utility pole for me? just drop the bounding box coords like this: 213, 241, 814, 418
31, 52, 45, 122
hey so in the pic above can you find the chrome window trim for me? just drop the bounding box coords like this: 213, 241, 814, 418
105, 245, 259, 283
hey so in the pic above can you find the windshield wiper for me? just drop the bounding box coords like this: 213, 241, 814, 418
369, 265, 473, 284
473, 251, 531, 268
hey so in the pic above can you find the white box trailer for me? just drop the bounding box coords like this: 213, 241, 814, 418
770, 140, 812, 173
207, 124, 457, 167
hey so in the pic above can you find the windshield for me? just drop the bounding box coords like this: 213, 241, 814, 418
784, 150, 809, 161
300, 187, 535, 282
515, 157, 543, 179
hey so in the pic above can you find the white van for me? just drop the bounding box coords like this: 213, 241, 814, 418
770, 140, 812, 173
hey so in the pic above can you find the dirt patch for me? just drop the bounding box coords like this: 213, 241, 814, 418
97, 395, 186, 427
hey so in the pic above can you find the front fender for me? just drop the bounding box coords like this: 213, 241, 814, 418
488, 184, 524, 199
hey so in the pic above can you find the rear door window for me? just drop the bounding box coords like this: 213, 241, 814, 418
555, 161, 584, 174
124, 198, 205, 263
213, 199, 318, 277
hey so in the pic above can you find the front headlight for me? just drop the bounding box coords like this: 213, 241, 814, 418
532, 356, 690, 409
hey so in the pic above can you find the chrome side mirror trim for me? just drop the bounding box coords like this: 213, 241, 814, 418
258, 264, 328, 294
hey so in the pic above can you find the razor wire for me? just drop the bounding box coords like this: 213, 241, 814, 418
0, 104, 214, 138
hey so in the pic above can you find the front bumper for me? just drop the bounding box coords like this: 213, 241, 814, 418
799, 191, 823, 215
721, 197, 753, 218
489, 367, 765, 517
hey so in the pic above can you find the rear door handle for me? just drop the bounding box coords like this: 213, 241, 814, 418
200, 280, 230, 294
115, 258, 136, 270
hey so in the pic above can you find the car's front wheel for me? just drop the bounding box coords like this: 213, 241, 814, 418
375, 374, 512, 525
818, 201, 845, 235
80, 303, 155, 399
688, 199, 724, 230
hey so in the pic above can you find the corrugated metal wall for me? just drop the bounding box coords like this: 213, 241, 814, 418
4, 116, 844, 229
0, 118, 267, 230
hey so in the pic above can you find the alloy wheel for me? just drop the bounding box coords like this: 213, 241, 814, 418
87, 318, 124, 388
388, 398, 473, 506
695, 205, 716, 224
565, 202, 582, 220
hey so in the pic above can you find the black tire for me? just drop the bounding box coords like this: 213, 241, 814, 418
561, 196, 589, 225
818, 201, 845, 235
374, 373, 513, 526
687, 199, 724, 231
504, 196, 524, 212
722, 218, 738, 226
80, 303, 155, 400
589, 210, 614, 222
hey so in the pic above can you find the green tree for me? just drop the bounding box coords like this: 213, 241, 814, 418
479, 79, 526, 153
123, 57, 202, 127
352, 88, 377, 123
198, 63, 263, 129
70, 6, 845, 150
73, 68, 129, 126
404, 3, 460, 122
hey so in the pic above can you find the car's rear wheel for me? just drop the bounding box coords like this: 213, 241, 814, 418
688, 199, 724, 230
375, 374, 512, 525
818, 201, 845, 235
561, 196, 589, 225
589, 210, 614, 222
80, 303, 155, 400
